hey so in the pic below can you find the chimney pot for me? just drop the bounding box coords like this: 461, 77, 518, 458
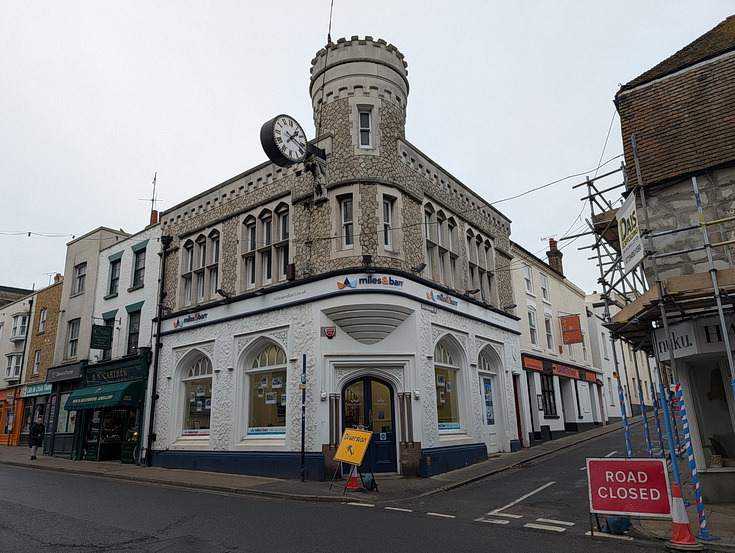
547, 238, 564, 275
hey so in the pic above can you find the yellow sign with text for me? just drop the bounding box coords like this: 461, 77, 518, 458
334, 428, 372, 465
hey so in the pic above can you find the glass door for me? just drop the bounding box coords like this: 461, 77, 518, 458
342, 377, 397, 473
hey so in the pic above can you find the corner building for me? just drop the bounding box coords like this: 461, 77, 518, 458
150, 37, 522, 479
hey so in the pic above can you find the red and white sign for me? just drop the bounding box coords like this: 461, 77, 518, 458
587, 458, 671, 518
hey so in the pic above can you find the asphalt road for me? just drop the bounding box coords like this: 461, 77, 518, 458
1, 424, 662, 552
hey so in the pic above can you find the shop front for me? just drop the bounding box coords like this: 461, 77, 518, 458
654, 316, 735, 503
522, 354, 602, 443
0, 387, 20, 445
44, 363, 83, 459
64, 349, 149, 464
19, 383, 52, 447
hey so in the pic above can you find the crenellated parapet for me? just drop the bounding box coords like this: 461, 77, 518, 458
310, 36, 409, 133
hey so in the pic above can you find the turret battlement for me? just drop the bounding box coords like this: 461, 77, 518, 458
309, 36, 409, 127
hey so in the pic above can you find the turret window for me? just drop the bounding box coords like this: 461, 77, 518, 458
358, 109, 372, 148
341, 196, 354, 248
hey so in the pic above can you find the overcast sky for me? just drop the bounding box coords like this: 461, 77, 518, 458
2, 2, 733, 294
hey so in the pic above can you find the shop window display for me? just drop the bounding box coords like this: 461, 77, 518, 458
247, 344, 287, 436
182, 356, 212, 437
435, 341, 460, 431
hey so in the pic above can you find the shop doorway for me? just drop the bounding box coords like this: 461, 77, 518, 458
81, 407, 139, 463
479, 374, 498, 452
342, 377, 397, 473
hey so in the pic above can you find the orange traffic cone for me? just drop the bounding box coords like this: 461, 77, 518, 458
345, 464, 361, 492
665, 482, 704, 551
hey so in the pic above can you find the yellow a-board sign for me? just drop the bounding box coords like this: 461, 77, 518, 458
334, 428, 372, 465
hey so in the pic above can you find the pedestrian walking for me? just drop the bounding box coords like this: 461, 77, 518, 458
28, 417, 45, 460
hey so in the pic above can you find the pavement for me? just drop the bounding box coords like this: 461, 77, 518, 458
2, 421, 734, 551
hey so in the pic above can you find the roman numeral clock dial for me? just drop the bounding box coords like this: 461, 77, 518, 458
260, 114, 308, 167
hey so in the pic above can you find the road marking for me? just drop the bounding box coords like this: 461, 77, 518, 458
486, 512, 523, 518
536, 518, 575, 526
524, 523, 566, 532
579, 466, 587, 470
486, 481, 556, 516
347, 502, 374, 507
384, 507, 413, 513
478, 518, 510, 525
427, 512, 455, 519
604, 451, 618, 457
585, 531, 633, 541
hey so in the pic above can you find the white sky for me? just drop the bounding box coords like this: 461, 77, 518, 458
2, 1, 733, 293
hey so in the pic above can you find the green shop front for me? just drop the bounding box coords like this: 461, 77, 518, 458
65, 348, 150, 464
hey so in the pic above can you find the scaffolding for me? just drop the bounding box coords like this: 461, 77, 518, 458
565, 134, 735, 535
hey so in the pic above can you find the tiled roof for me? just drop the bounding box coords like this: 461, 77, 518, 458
0, 286, 34, 308
620, 15, 735, 92
616, 15, 735, 188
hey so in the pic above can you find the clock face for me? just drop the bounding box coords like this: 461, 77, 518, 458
272, 115, 307, 163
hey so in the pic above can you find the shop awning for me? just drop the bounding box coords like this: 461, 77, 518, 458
64, 380, 143, 410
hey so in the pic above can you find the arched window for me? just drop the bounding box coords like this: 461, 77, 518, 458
181, 355, 213, 437
478, 348, 499, 426
246, 343, 287, 436
434, 340, 461, 431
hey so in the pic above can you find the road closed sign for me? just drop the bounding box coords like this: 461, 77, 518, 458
587, 458, 671, 518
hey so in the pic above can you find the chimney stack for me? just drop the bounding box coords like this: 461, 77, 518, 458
547, 238, 564, 275
150, 210, 159, 225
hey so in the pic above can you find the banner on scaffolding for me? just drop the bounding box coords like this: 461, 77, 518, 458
617, 192, 645, 271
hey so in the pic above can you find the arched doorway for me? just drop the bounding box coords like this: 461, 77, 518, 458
342, 377, 397, 473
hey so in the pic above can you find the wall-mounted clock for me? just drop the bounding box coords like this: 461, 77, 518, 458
260, 114, 308, 167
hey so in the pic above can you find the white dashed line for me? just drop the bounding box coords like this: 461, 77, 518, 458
604, 451, 618, 457
427, 512, 455, 519
384, 507, 413, 513
477, 518, 510, 525
524, 523, 566, 532
536, 518, 575, 526
347, 502, 374, 507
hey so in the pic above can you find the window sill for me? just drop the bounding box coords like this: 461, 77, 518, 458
104, 293, 118, 300
543, 415, 560, 419
170, 439, 210, 450
235, 437, 288, 450
127, 285, 144, 292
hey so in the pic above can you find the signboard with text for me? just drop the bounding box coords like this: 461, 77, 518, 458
560, 315, 583, 345
91, 324, 113, 350
334, 428, 372, 465
617, 193, 645, 272
587, 458, 671, 517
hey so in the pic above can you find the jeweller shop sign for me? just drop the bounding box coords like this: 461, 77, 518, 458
587, 458, 671, 518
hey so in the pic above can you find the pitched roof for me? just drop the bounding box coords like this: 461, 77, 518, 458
619, 15, 735, 92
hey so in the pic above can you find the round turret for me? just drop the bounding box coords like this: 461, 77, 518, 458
310, 36, 409, 139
